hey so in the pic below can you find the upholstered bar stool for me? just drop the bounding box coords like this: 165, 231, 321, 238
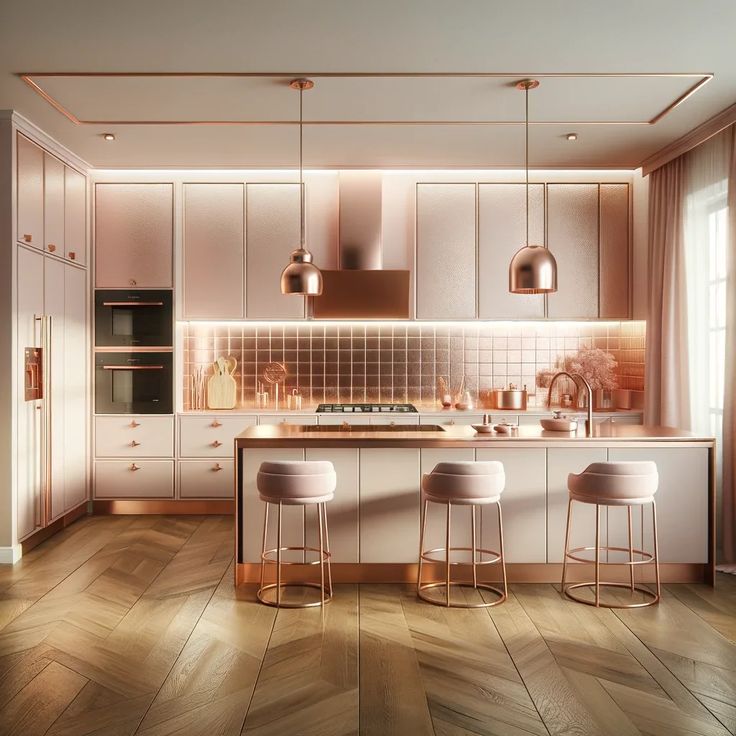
562, 461, 660, 608
256, 460, 335, 608
418, 461, 507, 608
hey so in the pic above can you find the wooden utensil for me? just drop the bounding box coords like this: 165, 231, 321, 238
207, 355, 237, 409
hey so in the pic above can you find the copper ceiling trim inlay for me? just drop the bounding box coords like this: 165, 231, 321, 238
19, 72, 712, 127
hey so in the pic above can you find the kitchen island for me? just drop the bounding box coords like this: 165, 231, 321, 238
234, 423, 716, 586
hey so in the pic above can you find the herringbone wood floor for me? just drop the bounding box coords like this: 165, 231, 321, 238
1, 515, 735, 736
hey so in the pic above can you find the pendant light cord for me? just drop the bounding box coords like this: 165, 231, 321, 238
299, 85, 305, 248
525, 84, 529, 248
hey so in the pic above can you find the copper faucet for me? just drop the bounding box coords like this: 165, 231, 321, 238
546, 371, 594, 437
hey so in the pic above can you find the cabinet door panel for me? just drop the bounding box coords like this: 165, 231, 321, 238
416, 183, 476, 319
306, 448, 359, 563
44, 258, 66, 522
63, 264, 88, 510
360, 448, 420, 562
547, 448, 608, 562
478, 183, 545, 319
241, 448, 304, 563
421, 449, 475, 556
17, 134, 44, 249
179, 460, 233, 499
64, 167, 86, 265
16, 247, 45, 539
94, 460, 174, 498
183, 183, 244, 319
608, 447, 708, 563
477, 448, 547, 562
43, 153, 65, 256
599, 184, 630, 318
547, 184, 599, 318
246, 183, 303, 319
95, 183, 173, 287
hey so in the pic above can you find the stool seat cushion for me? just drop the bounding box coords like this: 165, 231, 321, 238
422, 461, 505, 505
568, 461, 658, 506
257, 461, 336, 505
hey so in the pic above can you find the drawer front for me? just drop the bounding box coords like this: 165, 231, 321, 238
95, 416, 174, 457
179, 460, 234, 498
180, 415, 257, 457
258, 415, 318, 426
94, 460, 174, 498
421, 414, 485, 427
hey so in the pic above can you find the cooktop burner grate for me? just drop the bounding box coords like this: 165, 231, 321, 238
316, 403, 418, 413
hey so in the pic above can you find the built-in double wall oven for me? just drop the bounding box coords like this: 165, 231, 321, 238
94, 289, 173, 415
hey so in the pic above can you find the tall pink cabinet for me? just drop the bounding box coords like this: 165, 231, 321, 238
10, 124, 89, 553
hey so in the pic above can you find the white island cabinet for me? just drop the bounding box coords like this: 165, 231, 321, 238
235, 423, 715, 585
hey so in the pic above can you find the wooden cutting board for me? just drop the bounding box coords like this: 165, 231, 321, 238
207, 356, 237, 409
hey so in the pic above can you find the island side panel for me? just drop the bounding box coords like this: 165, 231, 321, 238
241, 448, 305, 563
306, 448, 360, 563
476, 448, 547, 563
547, 448, 609, 563
420, 448, 476, 557
360, 448, 421, 563
608, 447, 709, 563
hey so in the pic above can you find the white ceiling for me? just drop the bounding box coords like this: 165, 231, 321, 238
1, 0, 735, 169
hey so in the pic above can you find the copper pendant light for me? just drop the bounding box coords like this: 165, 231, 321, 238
509, 79, 558, 294
280, 78, 323, 296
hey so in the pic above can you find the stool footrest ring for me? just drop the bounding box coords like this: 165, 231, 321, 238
261, 545, 331, 566
565, 545, 654, 566
418, 581, 506, 608
421, 546, 502, 565
563, 581, 659, 609
257, 582, 333, 608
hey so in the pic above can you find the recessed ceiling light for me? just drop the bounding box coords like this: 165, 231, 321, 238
566, 133, 578, 141
102, 133, 115, 141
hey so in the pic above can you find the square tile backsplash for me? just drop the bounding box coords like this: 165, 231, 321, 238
182, 321, 646, 410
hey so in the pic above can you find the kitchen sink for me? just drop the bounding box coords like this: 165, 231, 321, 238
299, 423, 445, 432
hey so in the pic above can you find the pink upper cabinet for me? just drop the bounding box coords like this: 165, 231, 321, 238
95, 183, 173, 288
16, 133, 44, 249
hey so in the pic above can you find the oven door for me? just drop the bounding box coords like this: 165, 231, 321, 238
95, 352, 173, 414
95, 290, 173, 347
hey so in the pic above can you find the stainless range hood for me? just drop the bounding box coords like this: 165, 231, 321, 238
311, 172, 411, 319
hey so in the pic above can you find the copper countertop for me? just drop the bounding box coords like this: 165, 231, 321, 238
235, 423, 714, 449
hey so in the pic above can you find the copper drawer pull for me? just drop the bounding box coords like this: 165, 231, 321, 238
47, 243, 56, 252
212, 463, 223, 472
23, 234, 32, 243
210, 419, 222, 427
130, 463, 140, 471
68, 251, 76, 260
129, 420, 140, 428
211, 440, 223, 448
129, 279, 137, 286
130, 440, 141, 447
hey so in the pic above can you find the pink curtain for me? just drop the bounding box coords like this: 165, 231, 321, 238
644, 158, 691, 429
722, 126, 736, 562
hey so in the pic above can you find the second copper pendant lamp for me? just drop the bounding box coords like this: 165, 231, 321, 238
280, 78, 323, 296
509, 79, 558, 294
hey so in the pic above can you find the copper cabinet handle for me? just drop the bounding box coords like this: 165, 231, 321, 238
212, 463, 223, 472
129, 279, 137, 286
103, 365, 164, 370
129, 420, 141, 428
210, 419, 222, 427
47, 243, 56, 252
130, 463, 140, 471
68, 251, 76, 260
102, 301, 164, 307
130, 440, 141, 447
211, 440, 223, 448
23, 234, 32, 243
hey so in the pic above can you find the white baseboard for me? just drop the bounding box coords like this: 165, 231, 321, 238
0, 545, 22, 564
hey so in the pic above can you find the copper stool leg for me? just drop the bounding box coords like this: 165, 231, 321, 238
627, 506, 635, 592
471, 505, 478, 589
417, 499, 429, 596
652, 500, 661, 601
322, 503, 333, 598
561, 498, 573, 595
497, 502, 508, 600
594, 504, 601, 607
445, 504, 452, 607
276, 501, 283, 607
259, 502, 269, 594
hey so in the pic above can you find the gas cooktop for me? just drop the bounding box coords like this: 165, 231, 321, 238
316, 403, 418, 413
